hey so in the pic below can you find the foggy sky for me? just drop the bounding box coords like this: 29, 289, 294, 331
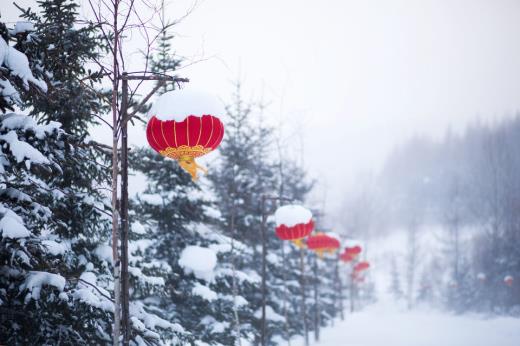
4, 0, 520, 219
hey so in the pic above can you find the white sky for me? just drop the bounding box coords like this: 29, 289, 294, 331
4, 0, 520, 218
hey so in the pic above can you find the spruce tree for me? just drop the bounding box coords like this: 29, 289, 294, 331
2, 5, 174, 343
209, 84, 316, 345
129, 28, 258, 344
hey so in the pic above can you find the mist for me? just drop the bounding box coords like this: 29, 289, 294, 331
2, 0, 520, 345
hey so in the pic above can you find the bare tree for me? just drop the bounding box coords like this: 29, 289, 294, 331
84, 1, 193, 344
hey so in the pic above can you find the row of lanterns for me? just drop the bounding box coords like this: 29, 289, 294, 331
273, 204, 370, 277
476, 273, 514, 287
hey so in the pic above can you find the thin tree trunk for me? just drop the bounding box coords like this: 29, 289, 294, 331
336, 253, 344, 320
313, 254, 320, 342
120, 75, 130, 346
111, 2, 121, 343
261, 196, 267, 346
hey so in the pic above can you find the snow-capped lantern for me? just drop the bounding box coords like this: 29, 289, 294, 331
477, 273, 486, 282
146, 90, 225, 180
340, 250, 355, 263
345, 245, 362, 257
353, 261, 370, 272
504, 275, 513, 287
306, 233, 340, 257
274, 205, 314, 247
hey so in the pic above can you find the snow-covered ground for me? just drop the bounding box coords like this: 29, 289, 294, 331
293, 302, 520, 346
292, 228, 520, 346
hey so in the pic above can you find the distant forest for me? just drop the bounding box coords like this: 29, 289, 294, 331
341, 115, 520, 313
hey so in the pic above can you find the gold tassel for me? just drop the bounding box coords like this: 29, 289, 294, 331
291, 238, 305, 248
178, 155, 207, 181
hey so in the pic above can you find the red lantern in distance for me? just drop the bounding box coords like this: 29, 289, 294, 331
274, 205, 314, 247
504, 275, 513, 287
354, 261, 370, 272
307, 233, 340, 257
147, 90, 224, 180
340, 251, 355, 263
345, 245, 362, 257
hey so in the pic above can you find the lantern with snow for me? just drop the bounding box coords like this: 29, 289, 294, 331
340, 250, 355, 263
306, 233, 340, 257
504, 275, 513, 287
146, 90, 224, 180
477, 273, 486, 283
274, 205, 314, 247
345, 245, 362, 257
353, 261, 370, 273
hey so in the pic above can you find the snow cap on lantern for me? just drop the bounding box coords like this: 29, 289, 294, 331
274, 205, 314, 246
147, 89, 225, 180
477, 273, 486, 282
504, 275, 513, 286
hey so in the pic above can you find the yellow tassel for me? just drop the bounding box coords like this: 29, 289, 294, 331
291, 238, 305, 248
178, 155, 207, 181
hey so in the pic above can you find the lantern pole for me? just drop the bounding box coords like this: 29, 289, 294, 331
350, 262, 356, 313
300, 246, 309, 346
260, 195, 293, 346
336, 252, 344, 320
118, 72, 188, 345
313, 252, 320, 342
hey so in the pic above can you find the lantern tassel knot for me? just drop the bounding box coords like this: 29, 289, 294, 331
178, 155, 207, 181
291, 238, 306, 249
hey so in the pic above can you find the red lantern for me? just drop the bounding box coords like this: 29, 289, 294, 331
146, 90, 224, 180
340, 251, 355, 263
354, 261, 370, 272
504, 275, 513, 287
274, 205, 314, 247
307, 233, 340, 257
345, 245, 362, 257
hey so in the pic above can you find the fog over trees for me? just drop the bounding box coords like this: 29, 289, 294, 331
340, 115, 520, 313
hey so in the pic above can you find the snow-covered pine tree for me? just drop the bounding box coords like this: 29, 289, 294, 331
1, 5, 175, 343
274, 160, 315, 342
389, 255, 403, 301
0, 22, 115, 343
128, 29, 258, 344
209, 84, 316, 345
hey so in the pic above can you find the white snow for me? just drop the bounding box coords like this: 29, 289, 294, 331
0, 131, 50, 165
0, 206, 30, 239
254, 306, 285, 322
1, 113, 60, 139
131, 301, 185, 333
0, 79, 21, 105
21, 271, 66, 300
291, 228, 520, 346
294, 303, 520, 346
128, 266, 165, 286
274, 205, 312, 227
42, 240, 70, 256
192, 282, 218, 301
94, 244, 113, 264
179, 245, 217, 282
11, 22, 35, 34
1, 38, 47, 92
149, 89, 225, 121
132, 221, 147, 235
